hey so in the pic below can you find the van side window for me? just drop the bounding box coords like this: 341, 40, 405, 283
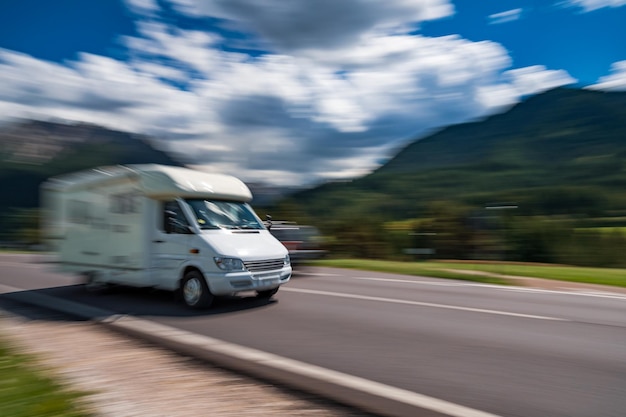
68, 200, 90, 224
162, 201, 190, 233
110, 193, 138, 214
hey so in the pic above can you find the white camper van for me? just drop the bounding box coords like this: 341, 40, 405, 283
41, 164, 291, 308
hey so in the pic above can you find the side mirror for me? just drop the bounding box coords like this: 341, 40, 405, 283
165, 211, 193, 234
165, 210, 176, 234
265, 214, 273, 230
168, 218, 194, 234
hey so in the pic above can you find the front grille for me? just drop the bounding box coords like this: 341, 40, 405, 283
244, 258, 284, 272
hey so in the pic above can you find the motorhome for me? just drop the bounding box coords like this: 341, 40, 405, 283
41, 164, 291, 308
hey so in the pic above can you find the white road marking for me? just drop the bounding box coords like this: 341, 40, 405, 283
294, 271, 341, 277
354, 277, 464, 286
0, 261, 47, 268
352, 276, 626, 300
0, 283, 21, 293
282, 287, 568, 321
566, 288, 626, 296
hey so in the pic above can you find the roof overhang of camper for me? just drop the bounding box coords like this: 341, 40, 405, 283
43, 164, 253, 202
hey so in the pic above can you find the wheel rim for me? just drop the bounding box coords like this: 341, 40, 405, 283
183, 277, 202, 305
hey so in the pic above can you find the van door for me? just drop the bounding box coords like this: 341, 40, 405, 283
151, 200, 193, 289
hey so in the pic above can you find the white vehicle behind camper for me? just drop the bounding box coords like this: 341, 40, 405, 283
41, 164, 291, 308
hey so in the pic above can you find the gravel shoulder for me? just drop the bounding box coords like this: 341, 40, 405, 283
0, 305, 370, 417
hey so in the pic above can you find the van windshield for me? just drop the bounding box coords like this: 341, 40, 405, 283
185, 199, 264, 230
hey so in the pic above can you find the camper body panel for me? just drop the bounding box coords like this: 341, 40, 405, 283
51, 174, 154, 287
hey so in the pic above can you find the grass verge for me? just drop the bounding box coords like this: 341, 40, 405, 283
307, 259, 511, 285
308, 259, 626, 288
0, 337, 92, 417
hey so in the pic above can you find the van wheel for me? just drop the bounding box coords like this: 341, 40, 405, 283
181, 270, 213, 309
84, 272, 110, 294
257, 287, 279, 299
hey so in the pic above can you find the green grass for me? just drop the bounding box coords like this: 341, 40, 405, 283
309, 259, 626, 288
575, 226, 626, 236
307, 259, 512, 285
0, 337, 92, 417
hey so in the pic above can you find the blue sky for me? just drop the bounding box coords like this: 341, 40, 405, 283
1, 0, 625, 186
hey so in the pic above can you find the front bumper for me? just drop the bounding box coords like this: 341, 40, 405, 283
205, 266, 291, 295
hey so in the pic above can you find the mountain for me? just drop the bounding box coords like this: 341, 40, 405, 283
283, 88, 626, 222
0, 119, 183, 210
379, 88, 626, 174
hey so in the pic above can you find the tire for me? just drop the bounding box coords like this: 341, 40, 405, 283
83, 272, 111, 294
181, 270, 214, 309
256, 287, 279, 299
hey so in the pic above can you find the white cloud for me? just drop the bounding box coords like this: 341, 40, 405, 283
0, 1, 582, 186
488, 8, 523, 24
168, 0, 455, 53
123, 0, 161, 15
0, 19, 526, 186
564, 0, 626, 12
0, 48, 203, 137
504, 65, 577, 96
476, 84, 520, 112
586, 60, 626, 91
125, 21, 225, 76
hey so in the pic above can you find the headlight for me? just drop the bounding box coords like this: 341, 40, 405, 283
214, 257, 245, 271
284, 254, 291, 266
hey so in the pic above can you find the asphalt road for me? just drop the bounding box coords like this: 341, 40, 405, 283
1, 254, 625, 417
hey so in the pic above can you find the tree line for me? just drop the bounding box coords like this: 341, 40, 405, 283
267, 197, 626, 269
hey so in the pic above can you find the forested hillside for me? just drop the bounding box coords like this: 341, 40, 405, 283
287, 88, 626, 219
272, 88, 626, 267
